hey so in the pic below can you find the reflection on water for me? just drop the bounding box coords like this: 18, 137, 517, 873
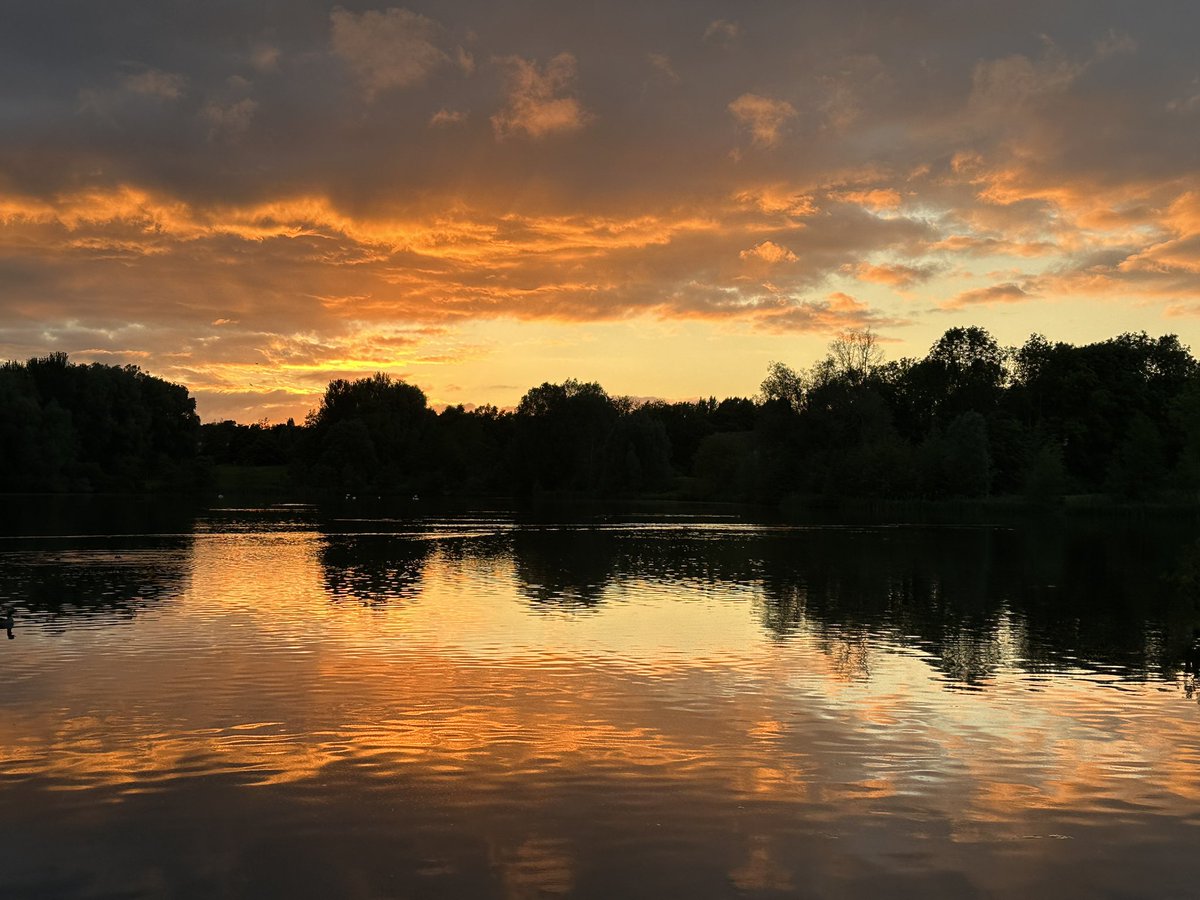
514, 529, 615, 609
0, 503, 1198, 898
320, 535, 432, 606
0, 542, 194, 629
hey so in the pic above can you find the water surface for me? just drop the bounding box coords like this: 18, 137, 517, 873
2, 501, 1199, 898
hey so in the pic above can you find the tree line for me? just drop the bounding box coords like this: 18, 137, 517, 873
204, 325, 1200, 504
5, 325, 1200, 502
0, 352, 201, 492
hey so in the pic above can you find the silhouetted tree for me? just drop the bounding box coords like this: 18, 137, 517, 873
0, 354, 200, 492
298, 373, 434, 493
916, 326, 1006, 422
828, 327, 884, 385
759, 361, 805, 410
513, 379, 619, 492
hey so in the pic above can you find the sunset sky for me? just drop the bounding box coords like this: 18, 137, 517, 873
2, 1, 1199, 422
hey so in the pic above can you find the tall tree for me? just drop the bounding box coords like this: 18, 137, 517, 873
301, 373, 433, 493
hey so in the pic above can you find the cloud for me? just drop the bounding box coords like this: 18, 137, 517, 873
647, 53, 680, 86
755, 291, 902, 333
1095, 29, 1138, 59
703, 19, 740, 46
968, 33, 1137, 120
250, 44, 281, 73
1165, 302, 1200, 318
830, 189, 903, 212
121, 69, 187, 100
969, 52, 1082, 113
1167, 85, 1200, 115
491, 53, 590, 139
941, 283, 1031, 309
0, 184, 927, 358
77, 66, 188, 117
740, 241, 796, 264
930, 235, 1057, 258
732, 186, 817, 217
818, 54, 887, 133
455, 46, 475, 76
201, 99, 259, 143
429, 108, 467, 127
728, 93, 797, 148
845, 262, 939, 288
330, 6, 448, 98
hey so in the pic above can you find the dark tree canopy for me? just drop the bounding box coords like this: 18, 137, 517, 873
6, 326, 1199, 505
0, 353, 200, 492
296, 373, 435, 494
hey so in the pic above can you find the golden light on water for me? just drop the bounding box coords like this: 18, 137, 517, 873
5, 526, 1198, 832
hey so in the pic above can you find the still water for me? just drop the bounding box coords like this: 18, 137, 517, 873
2, 500, 1199, 898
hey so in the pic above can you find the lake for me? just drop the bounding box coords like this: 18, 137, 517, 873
2, 499, 1199, 898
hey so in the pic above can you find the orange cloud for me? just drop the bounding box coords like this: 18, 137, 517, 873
429, 107, 467, 127
941, 283, 1031, 309
831, 189, 903, 212
729, 94, 797, 149
732, 186, 817, 217
845, 261, 938, 288
751, 291, 902, 333
330, 6, 449, 98
740, 241, 796, 264
491, 53, 591, 139
930, 235, 1057, 258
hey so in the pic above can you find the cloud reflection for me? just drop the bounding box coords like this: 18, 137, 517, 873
3, 515, 1200, 895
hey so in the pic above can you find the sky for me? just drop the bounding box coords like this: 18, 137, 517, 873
2, 1, 1199, 422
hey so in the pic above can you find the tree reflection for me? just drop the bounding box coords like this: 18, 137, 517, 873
512, 529, 617, 609
820, 628, 874, 682
319, 535, 432, 606
1015, 520, 1200, 678
0, 539, 194, 628
758, 582, 807, 638
748, 519, 1200, 686
461, 514, 1200, 688
749, 529, 1009, 686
